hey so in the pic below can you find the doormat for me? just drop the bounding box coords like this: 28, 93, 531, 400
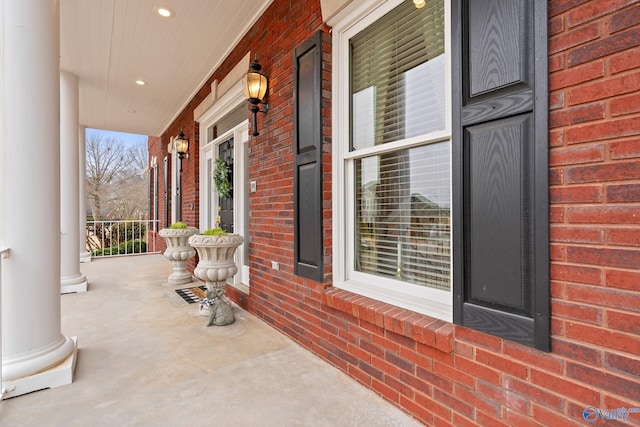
174, 286, 207, 304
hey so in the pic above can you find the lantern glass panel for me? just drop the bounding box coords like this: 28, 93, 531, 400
243, 72, 267, 100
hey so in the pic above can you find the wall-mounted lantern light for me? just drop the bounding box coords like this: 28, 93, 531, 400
175, 130, 189, 222
242, 59, 269, 136
175, 131, 189, 161
175, 130, 189, 177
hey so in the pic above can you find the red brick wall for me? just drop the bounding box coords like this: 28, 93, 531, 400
148, 103, 202, 270
147, 136, 166, 253
546, 0, 640, 423
148, 0, 328, 273
150, 0, 640, 425
244, 2, 333, 329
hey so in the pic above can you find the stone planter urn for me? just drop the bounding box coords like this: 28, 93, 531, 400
188, 232, 243, 326
158, 227, 198, 285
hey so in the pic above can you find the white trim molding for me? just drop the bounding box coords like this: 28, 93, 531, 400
194, 53, 251, 122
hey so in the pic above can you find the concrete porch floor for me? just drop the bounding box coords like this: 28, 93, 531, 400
0, 255, 421, 426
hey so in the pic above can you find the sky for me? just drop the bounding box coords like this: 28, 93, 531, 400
85, 128, 148, 148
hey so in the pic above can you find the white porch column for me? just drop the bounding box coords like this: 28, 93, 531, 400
79, 126, 91, 263
60, 71, 88, 293
0, 0, 77, 397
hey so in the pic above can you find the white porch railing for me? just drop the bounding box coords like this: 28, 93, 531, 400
86, 220, 160, 258
0, 247, 10, 399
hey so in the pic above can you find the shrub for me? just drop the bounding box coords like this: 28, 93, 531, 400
112, 221, 147, 241
170, 221, 188, 229
203, 227, 227, 236
92, 239, 147, 256
120, 239, 147, 253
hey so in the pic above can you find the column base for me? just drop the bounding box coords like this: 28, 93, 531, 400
79, 251, 91, 263
167, 273, 194, 286
2, 337, 78, 400
61, 273, 88, 294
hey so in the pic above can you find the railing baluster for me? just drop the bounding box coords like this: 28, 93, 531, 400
85, 220, 161, 258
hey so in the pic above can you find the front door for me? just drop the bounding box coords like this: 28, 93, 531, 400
217, 137, 234, 233
200, 118, 249, 286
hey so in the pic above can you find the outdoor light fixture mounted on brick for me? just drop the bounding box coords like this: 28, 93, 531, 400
175, 130, 189, 160
175, 130, 189, 173
242, 59, 269, 136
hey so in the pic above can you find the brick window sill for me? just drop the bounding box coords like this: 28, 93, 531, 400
324, 288, 454, 353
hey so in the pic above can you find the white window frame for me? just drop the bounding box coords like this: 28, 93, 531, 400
331, 0, 453, 321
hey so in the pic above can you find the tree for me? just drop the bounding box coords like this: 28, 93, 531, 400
86, 133, 147, 221
108, 141, 148, 220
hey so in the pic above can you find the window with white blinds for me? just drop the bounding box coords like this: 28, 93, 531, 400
355, 142, 450, 290
350, 0, 445, 150
348, 0, 450, 294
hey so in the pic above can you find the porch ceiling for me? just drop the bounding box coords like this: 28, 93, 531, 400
60, 0, 273, 137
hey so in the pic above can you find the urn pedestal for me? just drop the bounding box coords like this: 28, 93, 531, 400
158, 227, 198, 285
188, 233, 243, 326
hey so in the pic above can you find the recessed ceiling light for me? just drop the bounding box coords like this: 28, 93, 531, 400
135, 80, 146, 86
158, 7, 172, 17
413, 0, 426, 8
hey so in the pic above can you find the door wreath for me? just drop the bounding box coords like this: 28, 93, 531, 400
214, 158, 232, 199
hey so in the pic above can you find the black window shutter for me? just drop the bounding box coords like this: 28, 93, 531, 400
294, 31, 323, 282
452, 0, 549, 350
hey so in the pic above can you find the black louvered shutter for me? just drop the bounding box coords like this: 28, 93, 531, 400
452, 0, 549, 350
294, 31, 323, 282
